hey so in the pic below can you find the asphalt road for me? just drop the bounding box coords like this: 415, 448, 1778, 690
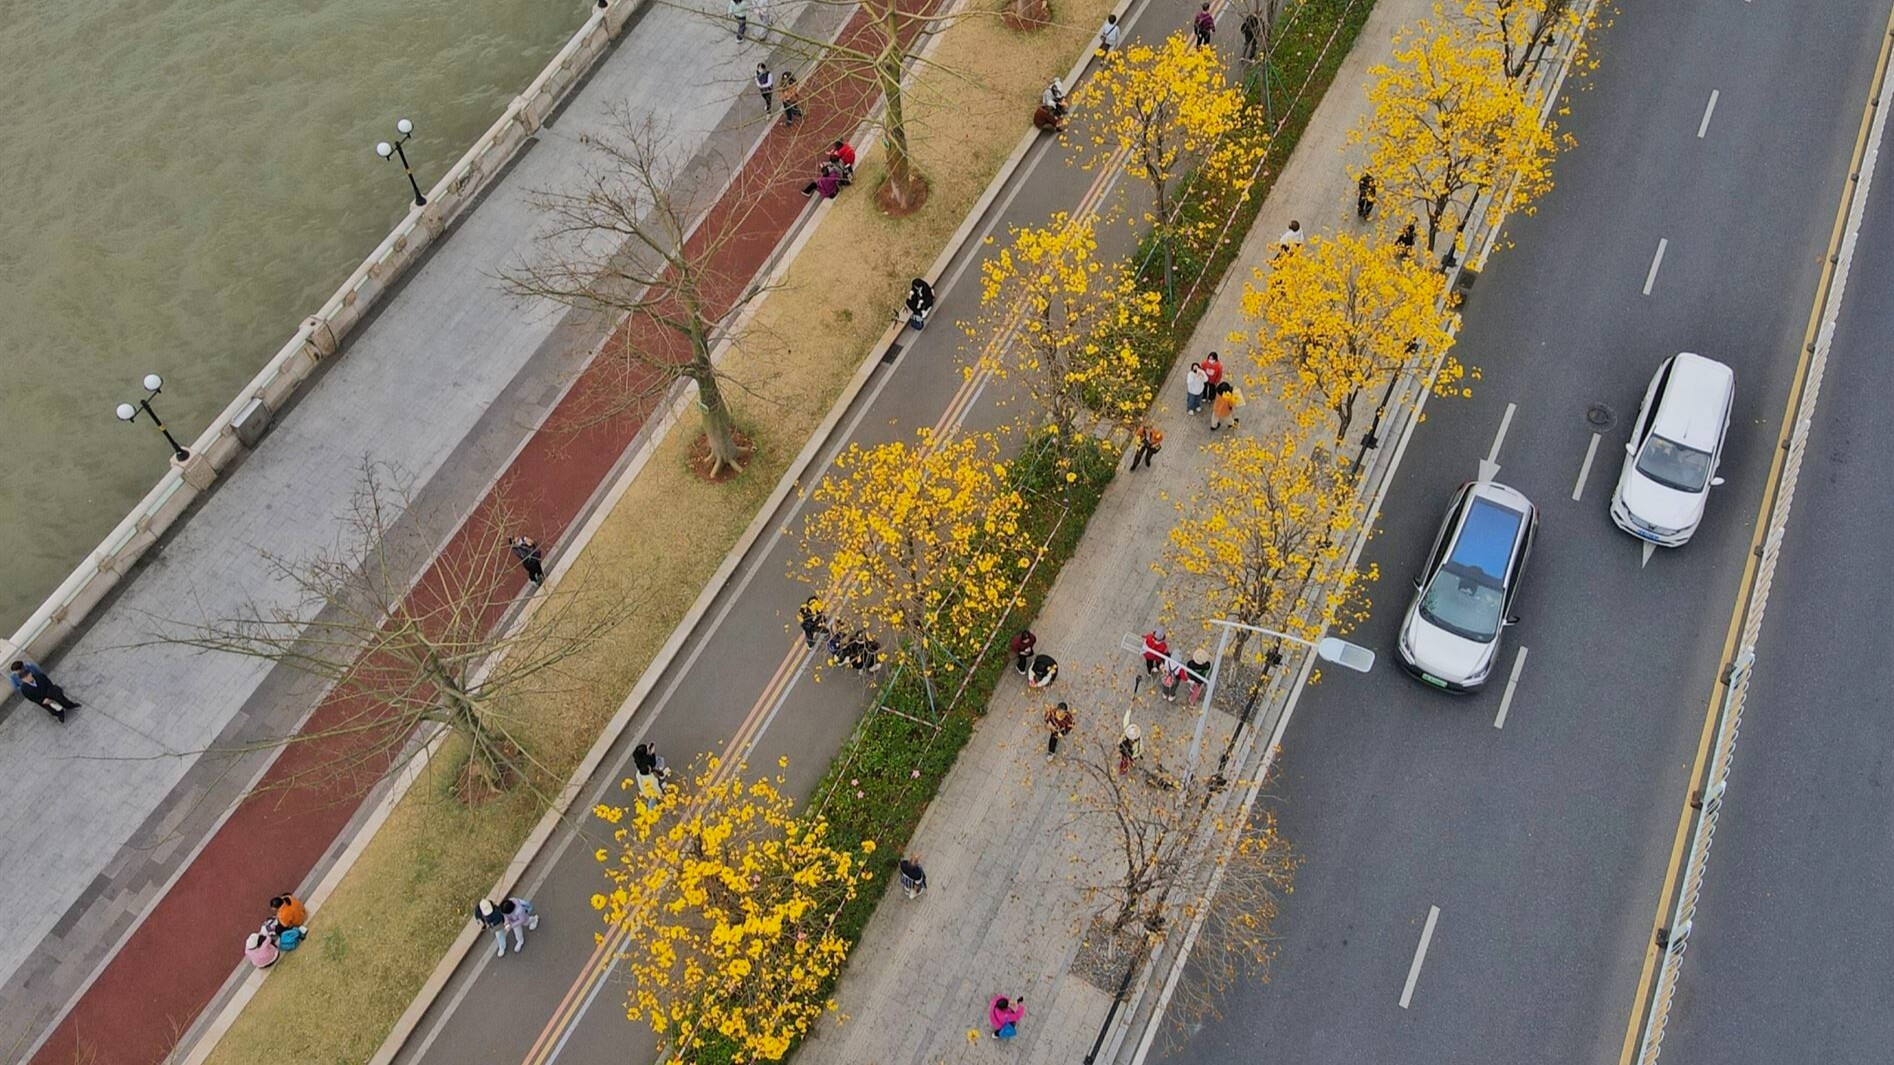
1654, 60, 1894, 1064
386, 0, 1195, 1061
1158, 2, 1890, 1064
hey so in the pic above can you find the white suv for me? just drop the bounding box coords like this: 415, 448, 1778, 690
1610, 352, 1734, 547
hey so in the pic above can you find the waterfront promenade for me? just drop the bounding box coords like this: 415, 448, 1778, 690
0, 0, 860, 1059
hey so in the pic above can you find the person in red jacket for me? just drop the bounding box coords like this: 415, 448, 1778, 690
1142, 628, 1169, 676
1009, 628, 1038, 676
827, 140, 856, 184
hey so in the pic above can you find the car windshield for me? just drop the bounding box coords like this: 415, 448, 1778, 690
1635, 434, 1714, 492
1419, 566, 1505, 642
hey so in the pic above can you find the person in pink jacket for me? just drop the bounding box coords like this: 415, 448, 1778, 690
989, 994, 1025, 1039
243, 931, 279, 969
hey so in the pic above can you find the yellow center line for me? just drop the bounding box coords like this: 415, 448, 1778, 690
1613, 7, 1894, 1061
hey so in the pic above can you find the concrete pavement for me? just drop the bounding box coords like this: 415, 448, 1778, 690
0, 0, 853, 1057
1159, 2, 1891, 1064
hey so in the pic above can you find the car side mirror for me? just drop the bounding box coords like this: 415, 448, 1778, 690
1413, 576, 1424, 589
1504, 615, 1521, 626
1711, 476, 1725, 487
1625, 442, 1636, 455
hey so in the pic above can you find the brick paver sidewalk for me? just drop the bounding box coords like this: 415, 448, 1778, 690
4, 0, 948, 1061
804, 0, 1428, 1059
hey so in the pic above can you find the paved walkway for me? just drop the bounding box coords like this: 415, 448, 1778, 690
0, 0, 899, 1059
802, 0, 1427, 1058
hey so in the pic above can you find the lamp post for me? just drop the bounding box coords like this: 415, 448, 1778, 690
1182, 619, 1375, 790
115, 373, 191, 461
375, 118, 428, 207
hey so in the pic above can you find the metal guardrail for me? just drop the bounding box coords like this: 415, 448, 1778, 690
1629, 16, 1894, 1059
2, 0, 647, 668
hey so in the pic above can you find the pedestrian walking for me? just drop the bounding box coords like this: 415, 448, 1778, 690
731, 0, 751, 39
270, 894, 307, 931
1201, 351, 1224, 389
1027, 653, 1059, 689
755, 62, 774, 111
1142, 628, 1169, 676
801, 163, 842, 199
9, 659, 80, 722
989, 995, 1026, 1039
831, 626, 866, 669
797, 596, 829, 647
827, 140, 857, 184
1129, 423, 1164, 471
1240, 11, 1262, 62
633, 742, 671, 798
502, 897, 538, 950
1185, 646, 1212, 703
857, 635, 884, 676
899, 856, 928, 898
1185, 362, 1207, 414
1277, 219, 1305, 254
1117, 722, 1143, 775
1395, 221, 1418, 258
509, 535, 545, 585
1045, 701, 1075, 760
1210, 381, 1241, 431
1099, 13, 1122, 52
1191, 1, 1216, 48
1010, 628, 1038, 675
779, 70, 802, 126
1159, 660, 1183, 702
752, 0, 775, 31
1357, 172, 1378, 219
475, 899, 507, 957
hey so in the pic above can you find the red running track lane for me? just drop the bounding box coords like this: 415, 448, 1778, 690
29, 2, 943, 1061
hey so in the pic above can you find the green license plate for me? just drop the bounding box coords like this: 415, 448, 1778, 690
1421, 674, 1448, 688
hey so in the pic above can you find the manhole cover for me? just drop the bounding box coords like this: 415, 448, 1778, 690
1585, 404, 1616, 432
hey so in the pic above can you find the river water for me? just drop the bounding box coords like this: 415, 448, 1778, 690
0, 0, 586, 634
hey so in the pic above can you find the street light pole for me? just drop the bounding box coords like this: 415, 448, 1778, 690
375, 117, 428, 207
1182, 619, 1376, 790
115, 373, 190, 461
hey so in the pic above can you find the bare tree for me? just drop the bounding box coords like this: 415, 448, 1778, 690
152, 462, 637, 798
504, 110, 784, 475
1074, 740, 1300, 1029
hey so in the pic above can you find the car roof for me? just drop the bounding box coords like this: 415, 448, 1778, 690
1652, 352, 1734, 451
1448, 486, 1530, 582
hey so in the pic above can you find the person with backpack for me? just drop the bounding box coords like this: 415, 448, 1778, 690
1191, 2, 1216, 48
989, 995, 1026, 1039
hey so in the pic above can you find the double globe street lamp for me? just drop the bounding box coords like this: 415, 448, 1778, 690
375, 117, 428, 207
115, 373, 191, 462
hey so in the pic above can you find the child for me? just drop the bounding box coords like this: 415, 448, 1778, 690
899, 856, 928, 899
989, 995, 1026, 1038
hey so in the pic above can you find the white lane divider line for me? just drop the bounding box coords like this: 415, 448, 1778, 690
1643, 238, 1668, 296
1494, 646, 1529, 729
1479, 402, 1516, 482
1400, 906, 1443, 1009
1697, 89, 1720, 138
1572, 433, 1602, 501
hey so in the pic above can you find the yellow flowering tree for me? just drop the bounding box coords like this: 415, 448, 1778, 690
1165, 429, 1373, 667
591, 759, 872, 1064
797, 429, 1033, 703
1070, 35, 1251, 290
1356, 13, 1564, 257
969, 213, 1164, 438
1241, 232, 1461, 446
1455, 0, 1583, 79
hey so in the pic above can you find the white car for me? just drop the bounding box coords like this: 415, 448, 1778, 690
1610, 352, 1734, 547
1397, 481, 1538, 693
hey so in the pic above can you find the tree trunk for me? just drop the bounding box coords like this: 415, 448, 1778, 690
1153, 176, 1175, 298
689, 328, 746, 474
872, 24, 929, 213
